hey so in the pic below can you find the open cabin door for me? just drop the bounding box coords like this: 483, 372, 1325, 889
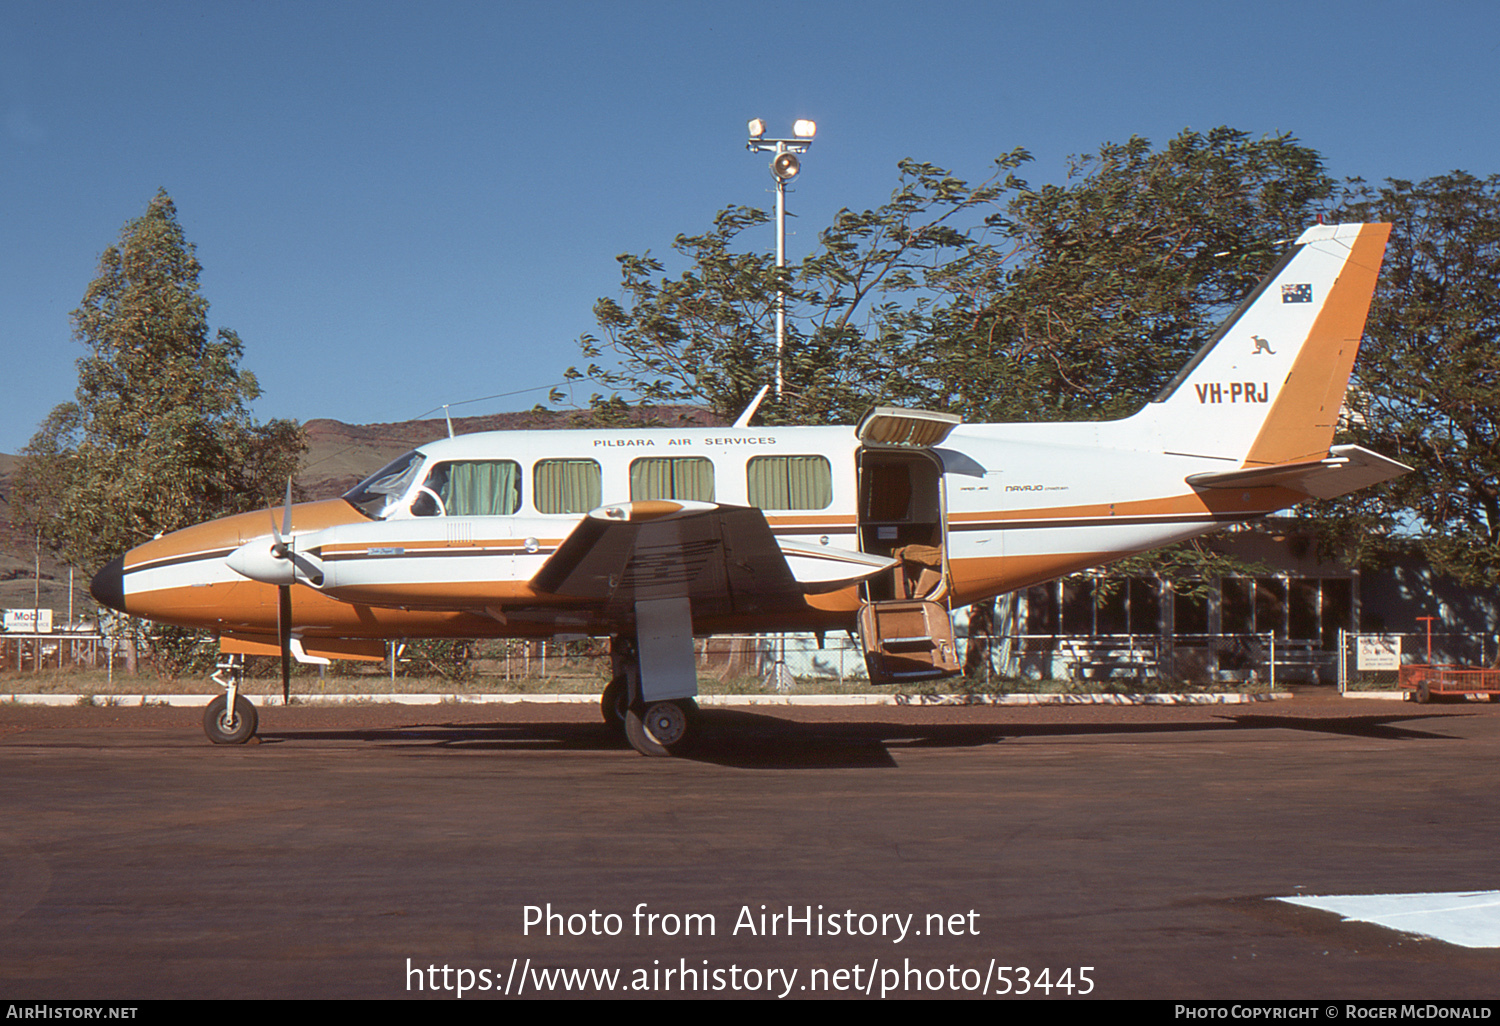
854, 407, 963, 686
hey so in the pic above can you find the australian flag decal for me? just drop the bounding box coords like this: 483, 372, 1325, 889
1281, 283, 1313, 303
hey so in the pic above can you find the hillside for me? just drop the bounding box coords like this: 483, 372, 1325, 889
0, 406, 719, 622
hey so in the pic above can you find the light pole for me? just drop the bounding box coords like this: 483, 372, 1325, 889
746, 118, 816, 401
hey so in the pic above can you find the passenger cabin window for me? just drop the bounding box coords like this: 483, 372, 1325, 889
747, 455, 833, 510
629, 457, 715, 502
534, 459, 602, 514
413, 460, 521, 516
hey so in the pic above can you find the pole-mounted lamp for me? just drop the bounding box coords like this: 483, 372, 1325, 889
746, 118, 816, 400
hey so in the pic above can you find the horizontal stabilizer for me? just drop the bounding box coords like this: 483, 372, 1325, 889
1186, 444, 1411, 500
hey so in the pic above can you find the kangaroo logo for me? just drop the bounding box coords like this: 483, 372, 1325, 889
1251, 335, 1276, 355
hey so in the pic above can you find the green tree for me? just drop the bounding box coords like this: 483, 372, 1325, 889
571, 153, 1030, 425
898, 128, 1335, 422
572, 205, 785, 424
1315, 172, 1500, 583
573, 129, 1334, 429
13, 190, 305, 573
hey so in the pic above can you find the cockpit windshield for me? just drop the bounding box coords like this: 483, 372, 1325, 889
343, 450, 426, 519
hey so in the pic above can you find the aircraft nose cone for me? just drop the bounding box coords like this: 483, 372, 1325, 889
90, 556, 127, 614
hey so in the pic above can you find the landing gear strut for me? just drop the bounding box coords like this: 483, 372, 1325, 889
205, 653, 258, 745
609, 626, 700, 756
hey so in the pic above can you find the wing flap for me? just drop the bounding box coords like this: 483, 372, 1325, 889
530, 503, 806, 617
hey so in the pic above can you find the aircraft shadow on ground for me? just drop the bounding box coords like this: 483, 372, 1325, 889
253, 708, 1465, 769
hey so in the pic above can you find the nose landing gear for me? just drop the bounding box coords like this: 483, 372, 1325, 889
204, 653, 258, 745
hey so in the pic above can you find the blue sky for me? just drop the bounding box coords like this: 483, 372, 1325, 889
2, 0, 1497, 454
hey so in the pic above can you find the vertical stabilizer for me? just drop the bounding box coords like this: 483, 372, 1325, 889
1141, 223, 1390, 466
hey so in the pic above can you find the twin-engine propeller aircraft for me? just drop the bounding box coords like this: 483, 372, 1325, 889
91, 222, 1408, 756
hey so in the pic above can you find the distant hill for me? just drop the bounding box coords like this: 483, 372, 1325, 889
0, 406, 719, 621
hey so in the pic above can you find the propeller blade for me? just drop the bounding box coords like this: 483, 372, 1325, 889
281, 477, 294, 540
270, 478, 295, 558
278, 583, 293, 704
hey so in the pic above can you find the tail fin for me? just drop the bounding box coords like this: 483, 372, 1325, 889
1139, 222, 1391, 466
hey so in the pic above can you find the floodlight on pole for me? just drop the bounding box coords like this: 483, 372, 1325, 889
745, 118, 815, 400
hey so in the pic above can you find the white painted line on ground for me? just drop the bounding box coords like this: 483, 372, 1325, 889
1277, 891, 1500, 948
2, 691, 1290, 707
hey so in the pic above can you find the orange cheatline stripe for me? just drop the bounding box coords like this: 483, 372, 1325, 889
946, 486, 1303, 525
123, 499, 367, 571
1245, 223, 1392, 467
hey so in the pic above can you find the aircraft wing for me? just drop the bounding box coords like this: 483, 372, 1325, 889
529, 500, 837, 618
1186, 444, 1412, 500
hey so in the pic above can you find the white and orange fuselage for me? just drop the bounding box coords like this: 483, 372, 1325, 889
93, 223, 1407, 667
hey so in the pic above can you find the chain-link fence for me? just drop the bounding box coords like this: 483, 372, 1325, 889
1337, 630, 1494, 693
0, 632, 109, 672
471, 635, 872, 692
27, 626, 1483, 696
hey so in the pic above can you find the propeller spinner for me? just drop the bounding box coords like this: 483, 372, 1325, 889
223, 481, 323, 702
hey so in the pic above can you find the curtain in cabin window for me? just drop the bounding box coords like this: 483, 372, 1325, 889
747, 455, 833, 510
441, 460, 521, 516
629, 457, 715, 501
534, 459, 602, 514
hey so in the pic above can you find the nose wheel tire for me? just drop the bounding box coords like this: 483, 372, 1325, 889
204, 694, 258, 745
624, 699, 697, 757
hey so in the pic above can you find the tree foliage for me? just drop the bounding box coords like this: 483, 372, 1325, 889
13, 190, 305, 572
1317, 172, 1500, 584
573, 128, 1335, 428
901, 128, 1335, 421
571, 153, 1030, 425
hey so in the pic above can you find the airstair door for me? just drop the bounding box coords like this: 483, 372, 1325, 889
854, 407, 962, 686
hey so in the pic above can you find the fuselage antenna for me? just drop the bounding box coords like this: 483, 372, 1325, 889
732, 384, 772, 429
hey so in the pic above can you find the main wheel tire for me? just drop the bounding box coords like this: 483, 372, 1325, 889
624, 699, 698, 757
600, 677, 629, 733
1415, 682, 1431, 704
204, 694, 258, 745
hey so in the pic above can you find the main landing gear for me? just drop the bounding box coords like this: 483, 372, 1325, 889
204, 653, 258, 745
602, 631, 700, 757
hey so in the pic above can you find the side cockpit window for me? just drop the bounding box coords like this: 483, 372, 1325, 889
412, 460, 522, 517
344, 451, 426, 519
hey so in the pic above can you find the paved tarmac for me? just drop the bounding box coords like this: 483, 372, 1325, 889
1, 693, 1497, 1000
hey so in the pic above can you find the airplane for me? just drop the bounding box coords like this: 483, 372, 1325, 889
89, 221, 1409, 757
